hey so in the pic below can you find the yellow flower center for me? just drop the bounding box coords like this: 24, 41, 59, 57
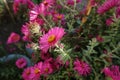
48, 35, 56, 43
57, 15, 62, 20
34, 68, 40, 74
43, 1, 48, 6
44, 68, 49, 73
26, 70, 30, 75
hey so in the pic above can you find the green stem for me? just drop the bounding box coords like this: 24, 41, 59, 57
3, 0, 16, 24
41, 15, 52, 28
58, 0, 76, 13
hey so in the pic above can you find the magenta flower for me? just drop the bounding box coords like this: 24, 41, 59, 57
103, 65, 120, 80
116, 6, 120, 18
29, 5, 39, 21
7, 32, 20, 44
96, 35, 104, 42
31, 62, 43, 80
97, 0, 120, 14
106, 17, 113, 26
43, 62, 53, 75
22, 67, 32, 80
90, 0, 97, 7
16, 58, 27, 69
53, 13, 65, 22
42, 0, 55, 9
39, 27, 65, 53
74, 59, 91, 76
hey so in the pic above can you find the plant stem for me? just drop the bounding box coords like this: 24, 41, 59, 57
3, 0, 16, 24
41, 15, 52, 28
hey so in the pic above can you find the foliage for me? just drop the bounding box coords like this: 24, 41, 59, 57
1, 0, 120, 80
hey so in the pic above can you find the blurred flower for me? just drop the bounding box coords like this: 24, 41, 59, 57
29, 5, 39, 21
42, 0, 56, 9
103, 65, 120, 80
22, 67, 32, 80
74, 59, 91, 76
97, 0, 120, 14
96, 35, 104, 42
90, 0, 97, 7
53, 13, 65, 22
7, 32, 20, 44
16, 58, 27, 69
39, 27, 65, 53
106, 17, 113, 26
43, 62, 53, 75
31, 62, 43, 80
65, 60, 70, 68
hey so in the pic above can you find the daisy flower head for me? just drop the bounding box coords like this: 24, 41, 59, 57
31, 62, 43, 80
39, 27, 65, 53
16, 57, 27, 69
43, 62, 53, 75
103, 65, 120, 80
53, 13, 65, 22
7, 32, 20, 44
97, 0, 120, 14
22, 67, 32, 80
29, 5, 39, 21
42, 0, 55, 9
74, 59, 91, 76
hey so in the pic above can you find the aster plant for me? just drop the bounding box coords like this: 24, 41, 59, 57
6, 0, 120, 80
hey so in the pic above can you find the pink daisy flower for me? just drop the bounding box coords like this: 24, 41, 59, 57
97, 0, 120, 14
31, 62, 43, 80
7, 32, 20, 44
43, 62, 53, 75
16, 58, 27, 69
29, 5, 39, 21
42, 0, 55, 9
74, 59, 91, 76
39, 27, 65, 53
103, 65, 120, 80
53, 13, 65, 22
22, 67, 32, 80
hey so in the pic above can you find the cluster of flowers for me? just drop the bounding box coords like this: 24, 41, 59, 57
6, 0, 120, 80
